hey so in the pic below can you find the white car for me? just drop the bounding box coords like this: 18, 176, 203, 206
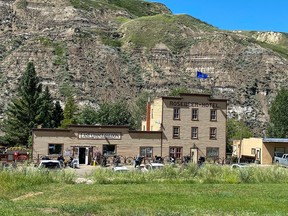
231, 163, 250, 169
38, 160, 63, 170
144, 163, 165, 170
112, 166, 129, 172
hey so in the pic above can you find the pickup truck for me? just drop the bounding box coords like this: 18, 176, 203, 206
274, 153, 288, 166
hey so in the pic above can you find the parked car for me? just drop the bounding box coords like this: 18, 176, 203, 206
274, 153, 288, 167
112, 166, 129, 172
145, 163, 165, 170
38, 160, 63, 170
231, 163, 250, 169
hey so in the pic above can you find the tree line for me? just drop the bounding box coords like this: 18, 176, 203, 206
1, 62, 287, 150
0, 62, 147, 147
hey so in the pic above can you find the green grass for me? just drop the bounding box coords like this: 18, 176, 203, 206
108, 0, 171, 17
255, 40, 288, 59
1, 164, 288, 215
69, 0, 170, 17
69, 0, 117, 11
120, 14, 217, 52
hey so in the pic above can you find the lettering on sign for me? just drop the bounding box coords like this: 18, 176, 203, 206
169, 101, 219, 108
79, 133, 121, 140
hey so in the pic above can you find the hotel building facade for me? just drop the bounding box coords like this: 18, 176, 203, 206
32, 93, 227, 164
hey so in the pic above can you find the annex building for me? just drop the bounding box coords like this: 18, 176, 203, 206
233, 137, 288, 164
32, 93, 227, 165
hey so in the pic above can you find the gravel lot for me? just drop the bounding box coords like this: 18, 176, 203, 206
72, 165, 98, 177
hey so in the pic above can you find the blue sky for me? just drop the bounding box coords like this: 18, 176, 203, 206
148, 0, 288, 33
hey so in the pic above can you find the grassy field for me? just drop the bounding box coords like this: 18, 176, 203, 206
1, 164, 288, 215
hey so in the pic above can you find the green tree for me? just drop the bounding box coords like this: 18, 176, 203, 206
52, 101, 64, 128
131, 92, 150, 129
36, 86, 54, 128
226, 118, 252, 153
77, 105, 98, 125
268, 88, 288, 137
96, 100, 134, 126
60, 95, 78, 128
2, 62, 42, 146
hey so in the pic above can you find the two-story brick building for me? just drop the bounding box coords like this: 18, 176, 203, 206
32, 93, 227, 164
142, 93, 227, 163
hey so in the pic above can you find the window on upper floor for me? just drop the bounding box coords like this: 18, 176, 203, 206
192, 108, 199, 121
210, 109, 217, 121
191, 127, 198, 139
210, 127, 217, 140
173, 126, 180, 139
173, 107, 180, 120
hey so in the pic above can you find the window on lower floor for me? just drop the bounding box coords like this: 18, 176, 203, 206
48, 144, 63, 155
103, 144, 116, 156
169, 147, 182, 159
173, 126, 180, 138
206, 147, 219, 159
140, 147, 153, 158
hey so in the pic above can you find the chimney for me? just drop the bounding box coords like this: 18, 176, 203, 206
146, 97, 151, 131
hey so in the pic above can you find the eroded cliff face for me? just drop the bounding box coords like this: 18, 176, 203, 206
1, 0, 288, 135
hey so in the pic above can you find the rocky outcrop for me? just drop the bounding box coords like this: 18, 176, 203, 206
0, 0, 288, 135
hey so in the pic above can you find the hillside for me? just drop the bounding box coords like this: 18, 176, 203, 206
1, 0, 288, 135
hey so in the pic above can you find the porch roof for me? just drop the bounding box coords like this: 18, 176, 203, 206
263, 138, 288, 143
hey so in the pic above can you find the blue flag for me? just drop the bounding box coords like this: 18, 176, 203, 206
196, 71, 208, 79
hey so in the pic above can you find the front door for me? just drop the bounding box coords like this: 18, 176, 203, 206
79, 148, 86, 164
190, 148, 198, 163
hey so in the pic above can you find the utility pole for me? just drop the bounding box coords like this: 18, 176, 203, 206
238, 117, 243, 163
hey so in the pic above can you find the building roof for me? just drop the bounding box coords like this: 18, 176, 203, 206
263, 138, 288, 143
160, 93, 228, 101
68, 125, 131, 129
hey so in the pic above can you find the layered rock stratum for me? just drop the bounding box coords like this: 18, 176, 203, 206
1, 0, 288, 135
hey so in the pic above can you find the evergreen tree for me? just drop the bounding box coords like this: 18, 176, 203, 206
268, 88, 288, 137
60, 95, 78, 128
2, 62, 42, 146
53, 101, 64, 128
36, 86, 54, 128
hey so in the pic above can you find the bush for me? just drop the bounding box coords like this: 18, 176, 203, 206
90, 164, 288, 184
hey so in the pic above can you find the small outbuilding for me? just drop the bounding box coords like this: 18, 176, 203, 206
233, 138, 288, 164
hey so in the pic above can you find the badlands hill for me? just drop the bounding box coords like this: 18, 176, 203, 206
1, 0, 288, 134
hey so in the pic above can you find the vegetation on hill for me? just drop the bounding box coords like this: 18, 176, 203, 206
239, 31, 288, 60
69, 0, 171, 17
120, 14, 218, 52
